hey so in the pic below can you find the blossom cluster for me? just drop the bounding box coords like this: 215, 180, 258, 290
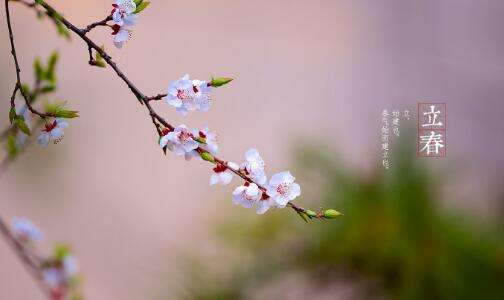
10, 218, 81, 299
110, 0, 150, 48
158, 74, 302, 214
159, 126, 301, 214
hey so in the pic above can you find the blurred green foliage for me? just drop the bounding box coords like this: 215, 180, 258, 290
183, 133, 504, 300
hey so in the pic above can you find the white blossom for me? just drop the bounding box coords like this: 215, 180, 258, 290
256, 198, 273, 215
266, 171, 301, 207
166, 75, 213, 116
42, 255, 78, 289
210, 166, 233, 186
166, 74, 197, 116
192, 126, 218, 155
112, 25, 132, 49
240, 148, 267, 185
160, 125, 199, 160
11, 217, 42, 242
112, 0, 137, 27
193, 79, 212, 112
37, 118, 68, 147
233, 182, 261, 209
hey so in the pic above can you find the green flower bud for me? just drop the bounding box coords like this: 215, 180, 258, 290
306, 210, 317, 218
200, 152, 215, 163
324, 209, 342, 219
194, 136, 206, 144
210, 77, 233, 87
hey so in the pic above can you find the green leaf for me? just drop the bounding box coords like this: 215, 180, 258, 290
6, 134, 19, 158
54, 109, 79, 119
134, 1, 150, 14
210, 77, 233, 87
40, 84, 56, 94
46, 51, 59, 82
296, 211, 310, 223
14, 116, 30, 135
34, 58, 45, 80
55, 21, 71, 40
20, 84, 31, 96
94, 47, 106, 68
9, 107, 16, 124
134, 0, 144, 5
45, 102, 79, 118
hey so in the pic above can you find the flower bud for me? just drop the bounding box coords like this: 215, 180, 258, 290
305, 210, 317, 218
210, 77, 233, 87
194, 136, 206, 144
200, 152, 215, 163
323, 209, 342, 219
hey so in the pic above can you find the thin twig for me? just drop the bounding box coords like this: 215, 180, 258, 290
81, 15, 112, 34
0, 215, 51, 297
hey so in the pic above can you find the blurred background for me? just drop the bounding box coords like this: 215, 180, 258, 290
1, 0, 503, 299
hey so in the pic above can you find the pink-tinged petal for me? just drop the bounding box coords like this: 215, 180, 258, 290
219, 171, 233, 185
269, 171, 293, 186
50, 127, 64, 139
166, 96, 182, 108
253, 171, 267, 185
37, 132, 50, 146
245, 183, 260, 198
274, 194, 289, 207
56, 119, 68, 128
256, 200, 270, 215
123, 14, 137, 26
289, 183, 301, 200
112, 11, 123, 25
176, 107, 188, 116
209, 174, 219, 186
159, 136, 169, 148
245, 148, 260, 162
227, 161, 239, 171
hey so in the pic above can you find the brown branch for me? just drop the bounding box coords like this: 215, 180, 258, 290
81, 15, 112, 34
0, 215, 51, 297
5, 0, 56, 118
9, 0, 316, 218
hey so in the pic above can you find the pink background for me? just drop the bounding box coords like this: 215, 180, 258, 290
1, 0, 504, 299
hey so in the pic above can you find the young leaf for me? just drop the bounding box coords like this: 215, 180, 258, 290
54, 109, 79, 119
134, 0, 144, 5
14, 116, 30, 135
6, 134, 19, 158
46, 51, 59, 82
9, 107, 16, 124
34, 58, 45, 80
134, 1, 150, 14
296, 211, 310, 223
40, 84, 56, 94
45, 102, 79, 118
94, 47, 106, 68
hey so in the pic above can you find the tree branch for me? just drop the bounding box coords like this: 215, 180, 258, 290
10, 0, 315, 217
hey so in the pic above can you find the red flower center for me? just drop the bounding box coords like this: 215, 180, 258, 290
43, 120, 57, 132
